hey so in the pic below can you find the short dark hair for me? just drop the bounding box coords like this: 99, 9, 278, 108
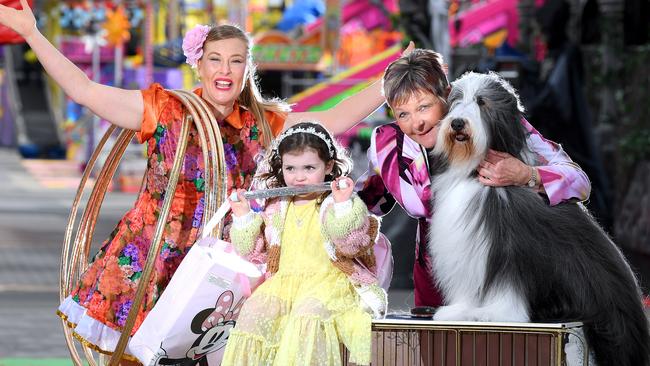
382, 49, 449, 108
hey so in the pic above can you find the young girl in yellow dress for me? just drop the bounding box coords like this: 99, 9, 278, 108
221, 121, 387, 366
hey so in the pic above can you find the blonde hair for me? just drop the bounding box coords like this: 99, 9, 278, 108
382, 49, 449, 108
203, 25, 291, 147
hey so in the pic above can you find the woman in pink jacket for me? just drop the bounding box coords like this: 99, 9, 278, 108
357, 49, 592, 307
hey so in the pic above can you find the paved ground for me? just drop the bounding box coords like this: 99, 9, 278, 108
0, 149, 140, 360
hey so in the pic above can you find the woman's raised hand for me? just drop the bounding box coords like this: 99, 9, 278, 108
402, 41, 415, 57
0, 0, 36, 39
0, 0, 145, 132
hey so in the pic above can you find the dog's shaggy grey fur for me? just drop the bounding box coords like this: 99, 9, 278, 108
427, 71, 649, 366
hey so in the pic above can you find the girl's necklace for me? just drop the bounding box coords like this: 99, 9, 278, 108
290, 200, 314, 228
294, 211, 304, 227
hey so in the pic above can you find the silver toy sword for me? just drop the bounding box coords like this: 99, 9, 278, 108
230, 180, 349, 201
203, 180, 349, 239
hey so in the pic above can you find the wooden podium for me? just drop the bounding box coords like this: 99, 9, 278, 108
342, 315, 589, 366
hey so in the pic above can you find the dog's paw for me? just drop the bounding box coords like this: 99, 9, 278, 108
466, 306, 529, 323
462, 308, 498, 322
433, 304, 472, 321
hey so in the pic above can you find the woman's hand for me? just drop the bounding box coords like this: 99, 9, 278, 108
402, 41, 415, 57
228, 189, 251, 217
332, 177, 354, 203
0, 0, 36, 39
477, 150, 532, 187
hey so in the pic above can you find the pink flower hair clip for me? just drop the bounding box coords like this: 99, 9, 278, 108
182, 24, 211, 68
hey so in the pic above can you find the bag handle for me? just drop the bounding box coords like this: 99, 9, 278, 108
235, 272, 253, 297
201, 200, 232, 239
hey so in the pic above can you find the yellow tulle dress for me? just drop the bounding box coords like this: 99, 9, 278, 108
221, 200, 372, 366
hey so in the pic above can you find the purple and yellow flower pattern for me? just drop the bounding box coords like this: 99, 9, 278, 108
66, 83, 284, 334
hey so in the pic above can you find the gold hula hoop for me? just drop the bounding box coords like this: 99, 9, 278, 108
60, 90, 229, 365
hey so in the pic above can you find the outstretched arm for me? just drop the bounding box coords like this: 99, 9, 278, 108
0, 0, 144, 131
285, 78, 384, 136
285, 42, 415, 135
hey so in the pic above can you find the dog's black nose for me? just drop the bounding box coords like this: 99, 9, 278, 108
451, 118, 465, 131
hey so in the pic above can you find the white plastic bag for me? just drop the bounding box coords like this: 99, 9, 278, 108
129, 202, 262, 365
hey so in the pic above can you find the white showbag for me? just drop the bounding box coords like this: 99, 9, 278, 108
129, 202, 263, 365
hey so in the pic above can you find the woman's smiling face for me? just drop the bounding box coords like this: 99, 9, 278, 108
391, 90, 447, 149
197, 38, 248, 109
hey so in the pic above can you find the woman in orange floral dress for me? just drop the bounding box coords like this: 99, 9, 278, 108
0, 1, 401, 363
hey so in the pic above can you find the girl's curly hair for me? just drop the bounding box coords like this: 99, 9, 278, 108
259, 121, 352, 189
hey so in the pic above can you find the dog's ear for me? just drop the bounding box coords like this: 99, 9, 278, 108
480, 78, 528, 158
486, 115, 527, 159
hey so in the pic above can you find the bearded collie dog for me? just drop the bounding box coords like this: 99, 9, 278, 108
427, 72, 649, 366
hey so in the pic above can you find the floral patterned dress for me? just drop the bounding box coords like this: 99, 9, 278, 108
57, 83, 285, 358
